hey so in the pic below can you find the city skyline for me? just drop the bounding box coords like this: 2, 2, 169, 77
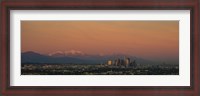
21, 21, 179, 62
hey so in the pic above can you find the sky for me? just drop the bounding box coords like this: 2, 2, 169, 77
21, 21, 179, 61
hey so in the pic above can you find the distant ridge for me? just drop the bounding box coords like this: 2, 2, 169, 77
21, 51, 91, 64
21, 51, 178, 65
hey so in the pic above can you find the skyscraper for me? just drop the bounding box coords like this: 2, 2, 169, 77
107, 60, 112, 65
125, 57, 130, 67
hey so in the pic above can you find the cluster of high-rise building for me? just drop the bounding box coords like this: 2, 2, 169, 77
107, 57, 137, 67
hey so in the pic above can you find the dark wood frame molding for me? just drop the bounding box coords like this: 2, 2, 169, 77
0, 0, 199, 96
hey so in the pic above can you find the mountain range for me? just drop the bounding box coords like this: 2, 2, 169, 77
21, 51, 177, 65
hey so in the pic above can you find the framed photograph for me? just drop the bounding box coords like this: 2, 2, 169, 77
1, 0, 200, 96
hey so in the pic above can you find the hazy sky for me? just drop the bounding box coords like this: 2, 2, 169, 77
21, 21, 179, 60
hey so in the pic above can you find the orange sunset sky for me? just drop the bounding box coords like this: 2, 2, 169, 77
21, 21, 179, 60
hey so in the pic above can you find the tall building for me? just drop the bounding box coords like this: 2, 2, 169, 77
130, 60, 137, 67
107, 60, 112, 65
125, 57, 130, 67
114, 58, 121, 66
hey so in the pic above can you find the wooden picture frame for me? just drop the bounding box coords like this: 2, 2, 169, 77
0, 0, 199, 96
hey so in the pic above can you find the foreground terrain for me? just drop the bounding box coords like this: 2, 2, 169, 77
21, 64, 179, 75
